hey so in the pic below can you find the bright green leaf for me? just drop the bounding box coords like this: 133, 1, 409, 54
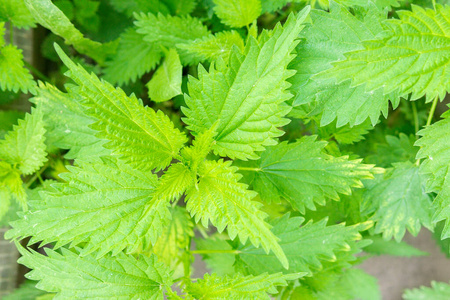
104, 27, 162, 86
213, 0, 261, 28
0, 45, 36, 93
289, 2, 399, 127
55, 45, 187, 172
6, 157, 165, 257
185, 159, 289, 269
183, 9, 310, 160
147, 48, 183, 102
0, 161, 26, 210
236, 136, 376, 213
135, 12, 210, 65
364, 236, 428, 257
17, 243, 173, 300
235, 214, 372, 275
0, 0, 35, 28
30, 82, 110, 161
318, 5, 450, 101
177, 30, 245, 63
362, 162, 433, 241
0, 108, 47, 175
185, 272, 302, 299
404, 281, 450, 300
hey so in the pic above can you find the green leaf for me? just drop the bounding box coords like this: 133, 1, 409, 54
185, 272, 302, 299
0, 161, 26, 210
17, 244, 173, 299
0, 108, 47, 176
299, 268, 381, 300
318, 5, 450, 101
364, 236, 428, 257
177, 30, 245, 63
260, 0, 290, 13
163, 0, 198, 15
24, 0, 112, 64
362, 162, 433, 242
108, 0, 171, 17
213, 0, 261, 28
135, 12, 210, 65
0, 0, 36, 28
289, 2, 399, 127
6, 157, 164, 257
104, 27, 162, 85
152, 206, 194, 270
0, 110, 25, 139
152, 163, 195, 202
55, 45, 187, 172
180, 125, 218, 173
318, 119, 374, 145
0, 45, 36, 93
404, 281, 450, 300
367, 133, 418, 167
235, 214, 372, 275
416, 106, 450, 192
2, 280, 49, 300
147, 48, 183, 102
183, 9, 310, 160
236, 136, 375, 213
195, 234, 236, 276
30, 82, 110, 161
185, 159, 288, 269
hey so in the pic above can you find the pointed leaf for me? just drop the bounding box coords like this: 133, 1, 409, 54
17, 244, 173, 299
0, 108, 47, 175
185, 159, 288, 269
55, 45, 187, 172
183, 9, 310, 160
185, 272, 302, 299
318, 5, 450, 101
236, 136, 376, 213
6, 157, 166, 258
213, 0, 261, 28
147, 48, 183, 102
0, 45, 36, 93
404, 281, 450, 300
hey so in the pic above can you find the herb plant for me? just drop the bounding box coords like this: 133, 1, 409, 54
1, 0, 449, 299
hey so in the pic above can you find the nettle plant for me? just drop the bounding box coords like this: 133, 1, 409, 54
1, 0, 450, 299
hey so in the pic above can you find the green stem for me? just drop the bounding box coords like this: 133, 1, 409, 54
426, 96, 439, 127
411, 100, 419, 136
23, 61, 51, 82
237, 167, 260, 172
25, 162, 49, 188
432, 0, 436, 10
190, 249, 241, 254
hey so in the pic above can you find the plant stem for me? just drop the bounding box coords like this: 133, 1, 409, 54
23, 60, 51, 82
432, 0, 436, 10
426, 96, 439, 127
190, 249, 241, 254
237, 167, 260, 172
25, 162, 49, 188
165, 287, 183, 300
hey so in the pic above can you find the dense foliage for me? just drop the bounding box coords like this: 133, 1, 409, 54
1, 0, 449, 299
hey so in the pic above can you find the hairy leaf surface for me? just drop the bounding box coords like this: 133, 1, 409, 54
235, 214, 371, 275
362, 162, 433, 241
135, 12, 210, 65
186, 159, 288, 269
0, 108, 47, 175
213, 0, 261, 28
404, 281, 450, 300
237, 136, 375, 212
17, 244, 173, 300
289, 2, 398, 127
7, 157, 165, 257
0, 45, 35, 93
183, 9, 310, 160
185, 272, 302, 299
319, 5, 450, 101
104, 27, 162, 86
56, 45, 187, 172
